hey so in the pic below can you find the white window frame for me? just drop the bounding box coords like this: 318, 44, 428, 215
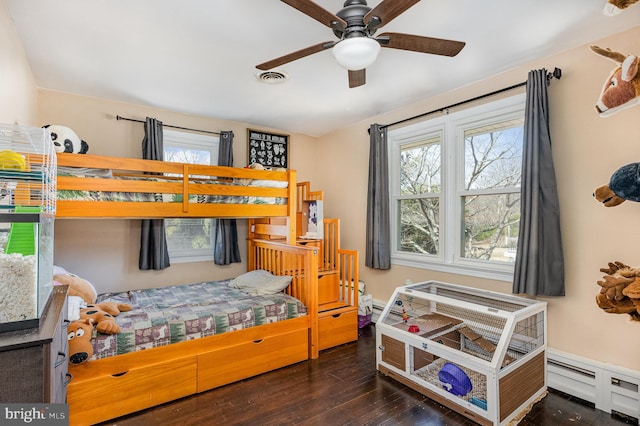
389, 93, 525, 282
163, 129, 219, 263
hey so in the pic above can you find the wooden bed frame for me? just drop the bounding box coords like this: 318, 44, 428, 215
66, 239, 319, 426
55, 153, 298, 242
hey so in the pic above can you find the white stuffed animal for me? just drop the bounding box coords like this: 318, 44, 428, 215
43, 124, 89, 154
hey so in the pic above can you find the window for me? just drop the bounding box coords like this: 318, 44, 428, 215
163, 129, 219, 262
389, 94, 525, 280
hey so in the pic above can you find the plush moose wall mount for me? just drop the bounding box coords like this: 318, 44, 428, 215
604, 0, 640, 16
591, 45, 640, 117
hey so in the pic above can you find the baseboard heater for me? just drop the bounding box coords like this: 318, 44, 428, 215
546, 348, 639, 422
372, 298, 639, 422
371, 299, 385, 324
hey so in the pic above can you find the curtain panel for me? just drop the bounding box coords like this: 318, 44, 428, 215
513, 69, 565, 296
365, 124, 391, 270
139, 117, 171, 270
214, 131, 241, 265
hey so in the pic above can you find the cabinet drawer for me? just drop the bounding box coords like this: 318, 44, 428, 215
67, 356, 197, 426
198, 328, 308, 392
318, 309, 358, 350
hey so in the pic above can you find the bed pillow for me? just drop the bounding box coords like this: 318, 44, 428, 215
229, 269, 292, 296
249, 179, 289, 188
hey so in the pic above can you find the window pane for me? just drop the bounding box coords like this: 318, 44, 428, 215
163, 131, 218, 261
462, 193, 520, 262
398, 198, 439, 255
165, 218, 213, 253
464, 123, 523, 190
164, 147, 211, 165
400, 138, 441, 195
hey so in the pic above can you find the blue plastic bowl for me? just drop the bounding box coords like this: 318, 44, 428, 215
438, 362, 473, 397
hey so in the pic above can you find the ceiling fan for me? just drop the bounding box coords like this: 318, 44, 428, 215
256, 0, 466, 88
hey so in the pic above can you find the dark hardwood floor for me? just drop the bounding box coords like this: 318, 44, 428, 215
101, 325, 638, 426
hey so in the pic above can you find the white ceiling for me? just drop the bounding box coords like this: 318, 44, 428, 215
5, 0, 640, 137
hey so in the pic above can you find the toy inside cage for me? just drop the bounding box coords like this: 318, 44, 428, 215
0, 124, 56, 332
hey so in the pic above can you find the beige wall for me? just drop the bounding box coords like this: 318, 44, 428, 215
0, 1, 37, 125
317, 26, 640, 371
3, 0, 639, 373
37, 90, 318, 293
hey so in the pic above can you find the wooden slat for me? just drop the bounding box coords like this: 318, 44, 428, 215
56, 201, 289, 219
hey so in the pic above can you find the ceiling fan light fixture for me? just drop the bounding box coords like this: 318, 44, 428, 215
332, 37, 380, 71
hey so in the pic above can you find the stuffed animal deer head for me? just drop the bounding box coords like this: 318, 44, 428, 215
591, 45, 640, 117
604, 0, 639, 16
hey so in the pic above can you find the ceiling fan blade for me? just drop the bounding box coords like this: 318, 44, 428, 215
281, 0, 346, 31
348, 69, 366, 88
257, 41, 335, 70
379, 32, 465, 57
364, 0, 421, 30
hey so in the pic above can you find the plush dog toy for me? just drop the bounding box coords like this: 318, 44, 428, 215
42, 124, 89, 154
597, 261, 640, 320
604, 0, 639, 16
590, 46, 640, 117
53, 266, 132, 364
593, 163, 640, 207
67, 302, 132, 364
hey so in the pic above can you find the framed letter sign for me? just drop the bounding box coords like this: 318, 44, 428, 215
247, 129, 289, 168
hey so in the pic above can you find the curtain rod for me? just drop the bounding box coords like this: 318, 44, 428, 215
380, 67, 562, 130
116, 115, 221, 136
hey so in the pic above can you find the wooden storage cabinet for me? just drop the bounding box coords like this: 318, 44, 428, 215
376, 281, 547, 426
318, 309, 358, 351
0, 285, 69, 403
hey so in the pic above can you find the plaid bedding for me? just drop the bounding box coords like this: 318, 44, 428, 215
91, 279, 306, 360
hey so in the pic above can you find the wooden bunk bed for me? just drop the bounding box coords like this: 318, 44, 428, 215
46, 153, 359, 423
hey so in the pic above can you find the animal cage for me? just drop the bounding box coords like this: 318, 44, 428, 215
0, 124, 56, 331
376, 281, 547, 426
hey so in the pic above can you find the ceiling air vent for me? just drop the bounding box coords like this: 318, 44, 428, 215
256, 70, 288, 84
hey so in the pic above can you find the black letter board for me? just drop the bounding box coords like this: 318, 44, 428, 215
247, 129, 289, 168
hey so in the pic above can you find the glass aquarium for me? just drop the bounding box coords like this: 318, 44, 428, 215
0, 124, 56, 331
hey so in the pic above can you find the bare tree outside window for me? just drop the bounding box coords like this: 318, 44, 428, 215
462, 123, 523, 262
398, 138, 441, 255
163, 132, 218, 261
393, 114, 523, 267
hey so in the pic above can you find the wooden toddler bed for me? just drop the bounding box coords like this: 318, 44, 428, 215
55, 153, 298, 242
66, 239, 319, 426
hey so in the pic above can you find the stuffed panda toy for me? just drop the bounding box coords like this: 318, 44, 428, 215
43, 124, 89, 154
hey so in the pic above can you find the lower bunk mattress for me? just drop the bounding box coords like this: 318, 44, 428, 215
90, 279, 307, 360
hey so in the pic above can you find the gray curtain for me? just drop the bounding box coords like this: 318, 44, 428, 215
214, 131, 241, 265
513, 69, 564, 296
365, 124, 391, 269
139, 117, 171, 270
